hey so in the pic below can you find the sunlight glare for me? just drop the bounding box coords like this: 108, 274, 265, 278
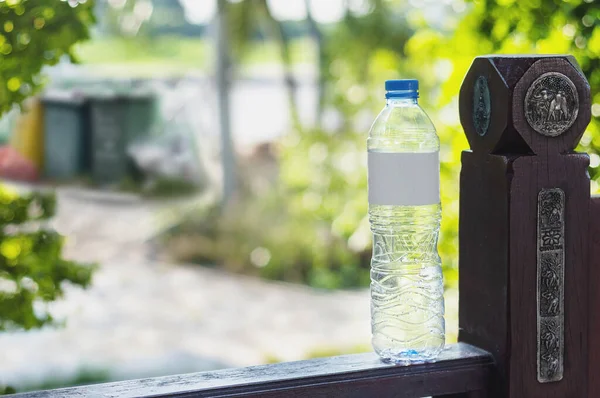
267, 0, 307, 21
309, 0, 345, 24
180, 0, 216, 25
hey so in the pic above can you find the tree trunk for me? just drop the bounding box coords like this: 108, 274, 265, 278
215, 0, 236, 206
262, 1, 301, 130
304, 0, 325, 129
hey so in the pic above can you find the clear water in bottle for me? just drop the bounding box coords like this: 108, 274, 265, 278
368, 79, 445, 364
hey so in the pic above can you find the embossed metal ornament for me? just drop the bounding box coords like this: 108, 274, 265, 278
473, 76, 491, 137
525, 72, 578, 137
537, 188, 565, 383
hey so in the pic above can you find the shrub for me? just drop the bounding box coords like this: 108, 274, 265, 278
165, 129, 371, 290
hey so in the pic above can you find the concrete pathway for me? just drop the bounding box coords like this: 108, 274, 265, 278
0, 186, 371, 390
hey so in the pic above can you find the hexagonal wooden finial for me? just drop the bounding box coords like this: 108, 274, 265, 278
459, 55, 591, 155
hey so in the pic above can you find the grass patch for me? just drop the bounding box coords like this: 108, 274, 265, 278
239, 38, 315, 66
75, 36, 210, 69
0, 386, 16, 395
74, 36, 315, 77
118, 176, 200, 198
2, 367, 111, 395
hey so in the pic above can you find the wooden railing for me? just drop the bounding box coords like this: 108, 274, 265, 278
13, 343, 492, 398
12, 55, 597, 398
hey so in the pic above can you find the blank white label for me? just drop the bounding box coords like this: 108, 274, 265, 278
368, 152, 439, 206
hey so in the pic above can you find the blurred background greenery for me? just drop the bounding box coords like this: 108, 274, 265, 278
1, 0, 599, 393
160, 0, 600, 290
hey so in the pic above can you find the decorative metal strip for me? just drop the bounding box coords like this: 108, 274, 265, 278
537, 188, 565, 383
473, 75, 490, 137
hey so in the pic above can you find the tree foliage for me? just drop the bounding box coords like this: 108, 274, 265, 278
0, 0, 95, 333
0, 186, 95, 393
0, 0, 95, 116
0, 186, 94, 330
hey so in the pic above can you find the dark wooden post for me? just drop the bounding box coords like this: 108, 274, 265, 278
457, 55, 591, 397
588, 196, 600, 398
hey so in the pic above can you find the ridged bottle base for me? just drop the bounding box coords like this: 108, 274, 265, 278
369, 204, 445, 365
377, 346, 443, 365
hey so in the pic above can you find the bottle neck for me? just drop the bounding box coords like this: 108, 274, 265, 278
386, 97, 418, 106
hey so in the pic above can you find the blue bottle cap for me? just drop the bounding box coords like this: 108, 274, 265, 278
385, 79, 419, 99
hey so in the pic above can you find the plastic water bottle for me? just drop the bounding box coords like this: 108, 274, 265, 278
368, 79, 445, 364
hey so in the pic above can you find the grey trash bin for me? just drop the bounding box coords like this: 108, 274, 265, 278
42, 92, 89, 180
124, 92, 157, 143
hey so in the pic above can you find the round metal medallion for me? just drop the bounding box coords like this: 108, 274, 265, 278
524, 72, 578, 137
473, 76, 491, 137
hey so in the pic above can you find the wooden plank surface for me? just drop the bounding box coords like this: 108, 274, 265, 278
13, 343, 492, 398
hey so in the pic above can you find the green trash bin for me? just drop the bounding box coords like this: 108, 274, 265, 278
42, 92, 90, 180
88, 94, 128, 184
124, 92, 157, 143
87, 86, 157, 184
